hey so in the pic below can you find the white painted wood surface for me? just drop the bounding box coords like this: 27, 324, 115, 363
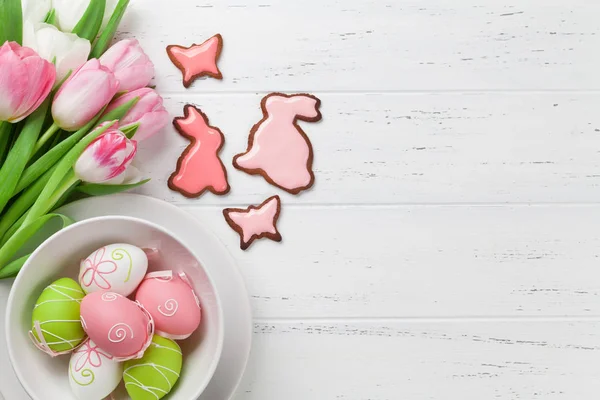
5, 0, 600, 398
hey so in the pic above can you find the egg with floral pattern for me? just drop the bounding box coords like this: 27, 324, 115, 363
69, 338, 123, 400
78, 243, 148, 297
80, 291, 154, 361
135, 271, 201, 340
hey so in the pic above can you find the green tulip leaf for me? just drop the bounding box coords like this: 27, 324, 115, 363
77, 179, 150, 196
0, 254, 30, 279
0, 213, 74, 276
90, 0, 130, 58
44, 9, 58, 26
0, 99, 49, 215
0, 0, 23, 44
121, 123, 139, 139
72, 0, 106, 42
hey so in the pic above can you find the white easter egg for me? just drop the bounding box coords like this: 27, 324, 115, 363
79, 243, 148, 296
69, 338, 123, 400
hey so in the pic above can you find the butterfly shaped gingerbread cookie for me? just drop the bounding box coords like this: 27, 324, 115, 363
223, 196, 282, 250
167, 34, 223, 88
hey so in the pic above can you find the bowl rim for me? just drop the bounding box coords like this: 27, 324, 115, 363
5, 215, 225, 400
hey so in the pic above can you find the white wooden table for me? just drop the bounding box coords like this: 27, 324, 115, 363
5, 0, 600, 398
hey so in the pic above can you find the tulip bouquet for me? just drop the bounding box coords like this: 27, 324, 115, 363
0, 0, 169, 278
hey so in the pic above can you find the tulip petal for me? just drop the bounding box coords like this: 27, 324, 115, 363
0, 42, 55, 123
12, 57, 55, 122
0, 48, 27, 121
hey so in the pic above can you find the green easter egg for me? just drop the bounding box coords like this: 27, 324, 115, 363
124, 335, 183, 400
31, 277, 86, 353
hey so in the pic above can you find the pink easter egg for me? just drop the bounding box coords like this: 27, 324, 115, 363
80, 292, 154, 361
135, 271, 202, 340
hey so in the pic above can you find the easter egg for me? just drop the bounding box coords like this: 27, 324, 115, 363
135, 271, 201, 340
69, 338, 123, 400
79, 243, 148, 296
123, 335, 182, 400
30, 277, 86, 356
80, 291, 154, 361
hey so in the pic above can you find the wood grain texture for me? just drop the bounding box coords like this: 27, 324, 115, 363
182, 205, 600, 319
235, 321, 600, 399
136, 93, 600, 205
119, 0, 600, 91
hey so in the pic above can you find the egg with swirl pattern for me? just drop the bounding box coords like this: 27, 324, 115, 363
78, 243, 148, 297
135, 271, 202, 340
80, 291, 154, 361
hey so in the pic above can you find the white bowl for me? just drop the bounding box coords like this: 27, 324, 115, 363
5, 216, 224, 400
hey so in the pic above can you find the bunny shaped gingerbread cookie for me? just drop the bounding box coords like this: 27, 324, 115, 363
169, 105, 230, 198
233, 93, 322, 194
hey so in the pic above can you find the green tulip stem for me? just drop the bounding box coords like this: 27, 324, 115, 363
0, 122, 11, 165
34, 123, 60, 154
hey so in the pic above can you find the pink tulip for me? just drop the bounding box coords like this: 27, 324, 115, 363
99, 39, 154, 92
104, 88, 169, 141
74, 127, 137, 183
0, 42, 55, 123
52, 59, 120, 131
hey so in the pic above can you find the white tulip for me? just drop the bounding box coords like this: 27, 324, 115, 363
21, 0, 52, 24
23, 22, 91, 81
52, 0, 119, 33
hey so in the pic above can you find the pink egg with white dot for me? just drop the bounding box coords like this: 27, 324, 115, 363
80, 292, 154, 361
135, 271, 202, 340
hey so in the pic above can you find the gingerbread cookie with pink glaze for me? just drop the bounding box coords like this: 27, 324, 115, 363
166, 34, 223, 88
168, 105, 230, 198
233, 93, 322, 195
223, 196, 282, 250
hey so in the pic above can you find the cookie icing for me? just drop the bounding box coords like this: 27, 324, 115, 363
168, 105, 230, 198
233, 93, 322, 194
166, 34, 223, 88
223, 195, 282, 250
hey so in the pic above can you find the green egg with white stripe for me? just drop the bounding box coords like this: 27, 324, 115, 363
124, 335, 183, 400
30, 278, 86, 355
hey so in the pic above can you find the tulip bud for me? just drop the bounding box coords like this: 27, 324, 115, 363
0, 42, 56, 123
23, 22, 91, 81
52, 0, 119, 33
74, 128, 137, 183
99, 39, 154, 92
52, 59, 120, 131
104, 88, 169, 141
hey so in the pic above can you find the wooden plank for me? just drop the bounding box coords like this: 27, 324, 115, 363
136, 93, 600, 205
236, 320, 600, 399
124, 0, 600, 91
182, 205, 600, 318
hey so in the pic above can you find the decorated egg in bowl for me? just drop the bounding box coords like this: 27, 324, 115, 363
30, 277, 86, 357
68, 338, 123, 400
80, 291, 153, 361
136, 271, 201, 340
79, 243, 148, 297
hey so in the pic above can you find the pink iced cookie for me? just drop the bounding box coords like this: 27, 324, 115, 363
168, 105, 230, 198
166, 34, 223, 88
135, 271, 202, 341
233, 93, 322, 195
223, 195, 282, 250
